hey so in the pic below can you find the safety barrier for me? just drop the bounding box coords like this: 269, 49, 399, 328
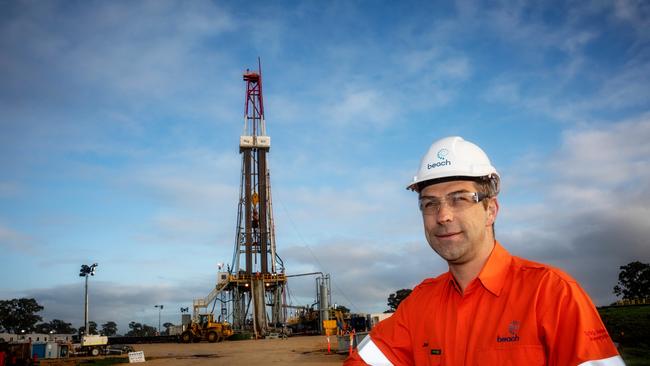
336, 330, 369, 355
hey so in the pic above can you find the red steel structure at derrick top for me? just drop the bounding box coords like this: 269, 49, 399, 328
242, 67, 265, 138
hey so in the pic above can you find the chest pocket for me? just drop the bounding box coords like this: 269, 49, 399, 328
476, 345, 545, 366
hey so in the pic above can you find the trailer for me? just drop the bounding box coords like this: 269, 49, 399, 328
80, 335, 108, 356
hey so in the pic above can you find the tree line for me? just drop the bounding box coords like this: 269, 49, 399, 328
0, 298, 174, 336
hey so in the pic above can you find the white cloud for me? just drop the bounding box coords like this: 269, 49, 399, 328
328, 88, 398, 128
595, 60, 650, 110
613, 0, 650, 36
553, 114, 650, 186
483, 80, 521, 104
501, 116, 650, 305
0, 222, 36, 254
17, 280, 213, 334
282, 239, 444, 313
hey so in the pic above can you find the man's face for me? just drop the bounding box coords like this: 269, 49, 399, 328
420, 180, 498, 265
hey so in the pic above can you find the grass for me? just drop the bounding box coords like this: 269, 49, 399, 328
599, 304, 650, 365
620, 346, 650, 366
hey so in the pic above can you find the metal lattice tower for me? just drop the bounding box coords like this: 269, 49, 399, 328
233, 63, 286, 336
193, 60, 287, 337
192, 62, 287, 338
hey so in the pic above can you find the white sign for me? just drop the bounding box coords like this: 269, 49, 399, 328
128, 351, 146, 363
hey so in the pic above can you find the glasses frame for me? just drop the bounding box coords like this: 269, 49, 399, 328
418, 191, 489, 215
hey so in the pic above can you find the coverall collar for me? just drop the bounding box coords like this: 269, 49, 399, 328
476, 241, 510, 297
445, 241, 511, 296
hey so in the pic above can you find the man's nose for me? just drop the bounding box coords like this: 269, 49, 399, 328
436, 201, 454, 223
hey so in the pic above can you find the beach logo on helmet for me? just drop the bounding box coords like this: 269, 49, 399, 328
427, 148, 451, 170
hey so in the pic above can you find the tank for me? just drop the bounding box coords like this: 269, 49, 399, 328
45, 342, 59, 359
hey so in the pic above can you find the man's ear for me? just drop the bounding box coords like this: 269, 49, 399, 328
486, 198, 499, 226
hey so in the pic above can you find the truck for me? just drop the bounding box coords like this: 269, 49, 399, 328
180, 313, 233, 343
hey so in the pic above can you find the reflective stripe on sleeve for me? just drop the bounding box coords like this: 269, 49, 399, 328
577, 355, 626, 366
357, 335, 394, 366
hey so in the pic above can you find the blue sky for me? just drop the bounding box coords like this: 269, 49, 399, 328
1, 0, 649, 333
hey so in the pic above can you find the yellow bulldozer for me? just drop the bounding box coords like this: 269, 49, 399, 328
181, 313, 234, 343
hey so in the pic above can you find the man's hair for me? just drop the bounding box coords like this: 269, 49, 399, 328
473, 176, 499, 238
474, 175, 499, 209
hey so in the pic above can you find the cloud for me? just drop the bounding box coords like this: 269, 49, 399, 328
501, 115, 650, 305
613, 0, 650, 36
553, 114, 650, 186
282, 239, 445, 313
18, 280, 213, 334
0, 222, 36, 254
112, 152, 241, 250
1, 1, 234, 97
474, 2, 649, 123
0, 0, 242, 164
594, 59, 650, 110
328, 88, 398, 128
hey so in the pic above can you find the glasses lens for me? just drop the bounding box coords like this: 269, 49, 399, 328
448, 192, 478, 210
419, 198, 441, 214
420, 192, 484, 215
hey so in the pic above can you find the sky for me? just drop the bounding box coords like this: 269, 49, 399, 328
1, 0, 649, 334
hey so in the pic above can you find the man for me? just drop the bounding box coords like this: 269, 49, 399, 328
345, 136, 624, 365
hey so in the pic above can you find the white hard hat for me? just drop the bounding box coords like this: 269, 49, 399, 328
407, 136, 499, 191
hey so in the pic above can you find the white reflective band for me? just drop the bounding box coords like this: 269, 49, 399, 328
357, 335, 394, 366
578, 355, 626, 366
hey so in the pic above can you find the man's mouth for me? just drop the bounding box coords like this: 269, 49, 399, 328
435, 231, 461, 239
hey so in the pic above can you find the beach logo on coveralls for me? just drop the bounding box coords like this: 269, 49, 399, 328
427, 149, 451, 169
497, 320, 520, 343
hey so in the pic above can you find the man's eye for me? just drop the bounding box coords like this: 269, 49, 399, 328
422, 200, 439, 208
451, 194, 471, 203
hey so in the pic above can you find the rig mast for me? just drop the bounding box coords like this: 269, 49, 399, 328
193, 61, 286, 338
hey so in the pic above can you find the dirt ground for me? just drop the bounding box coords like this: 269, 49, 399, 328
131, 336, 348, 365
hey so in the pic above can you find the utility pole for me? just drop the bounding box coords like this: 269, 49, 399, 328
79, 263, 98, 336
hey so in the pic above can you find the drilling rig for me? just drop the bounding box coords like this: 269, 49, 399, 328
193, 61, 287, 338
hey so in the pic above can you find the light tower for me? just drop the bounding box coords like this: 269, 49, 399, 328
229, 60, 287, 337
154, 304, 164, 334
79, 263, 98, 336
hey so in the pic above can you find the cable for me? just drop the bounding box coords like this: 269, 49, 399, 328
278, 199, 359, 313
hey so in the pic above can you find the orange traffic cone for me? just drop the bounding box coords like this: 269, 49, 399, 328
349, 329, 356, 355
327, 336, 331, 354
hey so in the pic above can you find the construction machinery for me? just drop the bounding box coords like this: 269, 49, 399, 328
180, 313, 233, 343
285, 305, 320, 335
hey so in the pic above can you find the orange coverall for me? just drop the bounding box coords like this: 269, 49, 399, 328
344, 242, 624, 365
